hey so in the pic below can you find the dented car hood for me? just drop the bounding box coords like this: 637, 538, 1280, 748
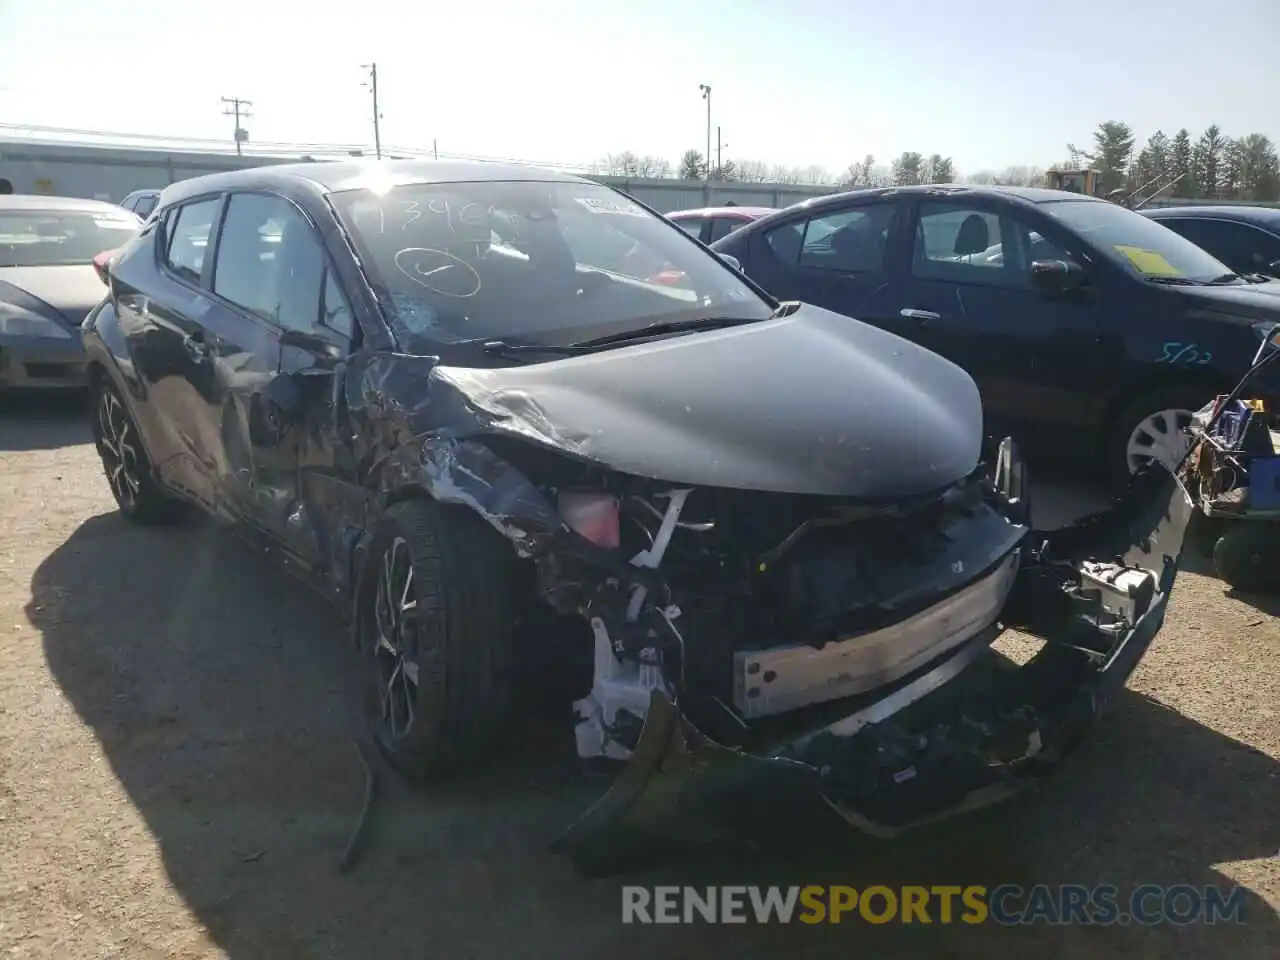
412, 304, 984, 499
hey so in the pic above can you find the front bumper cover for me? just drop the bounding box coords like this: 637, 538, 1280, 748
556, 468, 1193, 876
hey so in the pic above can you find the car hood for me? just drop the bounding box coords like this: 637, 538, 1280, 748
0, 265, 106, 328
1179, 280, 1280, 321
422, 304, 984, 499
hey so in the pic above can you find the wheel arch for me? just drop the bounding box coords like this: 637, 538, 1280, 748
1097, 366, 1231, 454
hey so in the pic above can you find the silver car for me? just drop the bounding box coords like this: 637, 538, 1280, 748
0, 195, 140, 390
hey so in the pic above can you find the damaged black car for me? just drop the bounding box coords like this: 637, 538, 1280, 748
82, 160, 1192, 874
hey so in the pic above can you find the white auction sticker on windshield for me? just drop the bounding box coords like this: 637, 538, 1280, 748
574, 197, 646, 217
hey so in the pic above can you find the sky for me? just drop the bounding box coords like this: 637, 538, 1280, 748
1, 0, 1277, 177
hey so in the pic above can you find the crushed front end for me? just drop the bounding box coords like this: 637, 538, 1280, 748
528, 445, 1191, 876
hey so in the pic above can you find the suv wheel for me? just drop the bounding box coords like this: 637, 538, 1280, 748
359, 499, 516, 777
90, 378, 183, 524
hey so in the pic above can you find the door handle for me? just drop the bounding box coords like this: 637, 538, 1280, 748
182, 332, 208, 363
900, 308, 942, 322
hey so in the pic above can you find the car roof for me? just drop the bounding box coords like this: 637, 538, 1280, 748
1143, 205, 1280, 228
0, 194, 134, 214
159, 159, 595, 207
782, 182, 1105, 214
668, 206, 774, 219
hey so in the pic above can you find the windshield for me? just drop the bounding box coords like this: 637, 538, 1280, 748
330, 180, 770, 352
1042, 199, 1234, 282
0, 209, 140, 267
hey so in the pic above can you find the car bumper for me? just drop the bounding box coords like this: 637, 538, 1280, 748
557, 468, 1193, 876
0, 336, 88, 390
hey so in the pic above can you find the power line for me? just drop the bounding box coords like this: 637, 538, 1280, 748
220, 96, 252, 156
360, 64, 382, 160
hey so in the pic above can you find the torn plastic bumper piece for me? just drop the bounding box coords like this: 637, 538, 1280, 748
556, 468, 1193, 877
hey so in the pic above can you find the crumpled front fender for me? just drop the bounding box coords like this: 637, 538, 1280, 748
557, 468, 1194, 877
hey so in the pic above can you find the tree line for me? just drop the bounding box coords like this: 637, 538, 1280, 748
592, 123, 1280, 201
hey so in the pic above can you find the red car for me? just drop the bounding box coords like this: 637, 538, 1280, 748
666, 205, 773, 245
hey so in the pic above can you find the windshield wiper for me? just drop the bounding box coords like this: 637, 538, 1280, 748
568, 302, 798, 351
1207, 272, 1243, 285
480, 340, 593, 357
1145, 276, 1203, 286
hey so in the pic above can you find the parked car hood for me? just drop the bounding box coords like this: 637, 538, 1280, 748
1179, 280, 1280, 322
0, 265, 106, 327
427, 304, 984, 499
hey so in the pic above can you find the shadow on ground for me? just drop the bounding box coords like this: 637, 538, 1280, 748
31, 514, 1280, 959
0, 390, 90, 451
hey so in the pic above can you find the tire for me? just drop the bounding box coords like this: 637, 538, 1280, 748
1212, 525, 1273, 591
360, 498, 517, 778
1107, 384, 1211, 488
89, 376, 184, 525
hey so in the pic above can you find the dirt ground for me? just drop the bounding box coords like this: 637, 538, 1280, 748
0, 395, 1276, 960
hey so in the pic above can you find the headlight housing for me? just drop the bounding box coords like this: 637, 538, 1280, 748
0, 301, 72, 340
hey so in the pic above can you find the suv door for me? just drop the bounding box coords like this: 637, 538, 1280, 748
1155, 217, 1280, 277
897, 196, 1110, 445
743, 199, 910, 336
200, 191, 348, 550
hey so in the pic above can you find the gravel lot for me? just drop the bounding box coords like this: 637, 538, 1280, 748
0, 394, 1276, 959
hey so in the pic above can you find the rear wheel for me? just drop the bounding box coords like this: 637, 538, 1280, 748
360, 499, 517, 777
1108, 385, 1209, 486
1213, 525, 1275, 590
90, 377, 183, 524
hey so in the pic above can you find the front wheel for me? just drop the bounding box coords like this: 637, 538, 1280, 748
359, 499, 517, 778
1107, 385, 1209, 487
90, 377, 184, 524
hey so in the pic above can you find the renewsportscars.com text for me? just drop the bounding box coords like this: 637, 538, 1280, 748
621, 884, 1247, 926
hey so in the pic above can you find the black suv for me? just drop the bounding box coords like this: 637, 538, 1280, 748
712, 185, 1280, 482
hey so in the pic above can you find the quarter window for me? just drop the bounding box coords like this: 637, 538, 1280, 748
164, 198, 219, 281
212, 193, 326, 333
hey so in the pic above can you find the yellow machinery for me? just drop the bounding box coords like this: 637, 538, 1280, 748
1044, 169, 1100, 195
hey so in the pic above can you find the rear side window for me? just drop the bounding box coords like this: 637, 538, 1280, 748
709, 217, 741, 243
163, 198, 220, 281
673, 217, 704, 239
1159, 218, 1280, 275
134, 195, 157, 218
765, 204, 899, 273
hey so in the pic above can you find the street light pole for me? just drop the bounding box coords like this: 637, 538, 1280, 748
716, 125, 722, 176
699, 84, 711, 180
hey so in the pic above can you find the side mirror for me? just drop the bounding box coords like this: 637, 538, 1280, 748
279, 328, 342, 366
1030, 259, 1087, 299
717, 252, 743, 272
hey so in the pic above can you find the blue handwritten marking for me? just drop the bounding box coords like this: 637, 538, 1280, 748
1158, 342, 1212, 365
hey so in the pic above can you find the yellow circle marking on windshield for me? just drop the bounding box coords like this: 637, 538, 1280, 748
1114, 244, 1182, 277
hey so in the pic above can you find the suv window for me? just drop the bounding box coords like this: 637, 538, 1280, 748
709, 217, 741, 243
164, 198, 220, 281
134, 195, 157, 219
212, 193, 326, 333
673, 217, 704, 239
912, 201, 1076, 288
766, 204, 899, 273
1159, 218, 1280, 276
322, 269, 354, 338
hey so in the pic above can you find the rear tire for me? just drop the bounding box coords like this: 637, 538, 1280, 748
1212, 525, 1273, 591
1107, 384, 1210, 488
90, 376, 184, 525
359, 499, 517, 778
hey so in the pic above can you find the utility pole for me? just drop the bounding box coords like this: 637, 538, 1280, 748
220, 96, 252, 156
716, 125, 724, 177
699, 84, 711, 180
361, 63, 383, 159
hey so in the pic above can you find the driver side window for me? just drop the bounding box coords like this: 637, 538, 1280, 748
912, 202, 1077, 289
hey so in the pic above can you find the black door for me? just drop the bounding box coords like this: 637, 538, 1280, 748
742, 199, 910, 336
121, 195, 224, 507
1156, 217, 1280, 278
197, 190, 343, 549
895, 196, 1110, 447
